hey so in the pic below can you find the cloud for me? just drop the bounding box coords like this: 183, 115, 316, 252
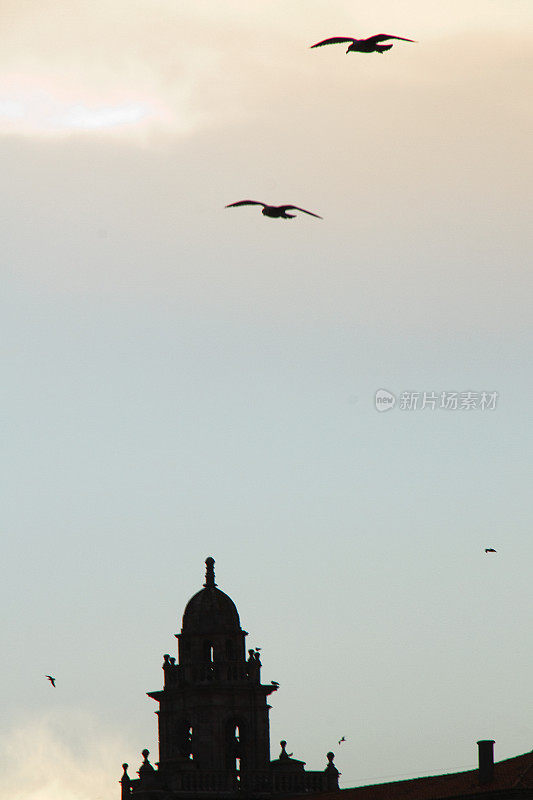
0, 75, 166, 133
0, 1, 531, 137
0, 711, 131, 800
56, 104, 150, 130
0, 4, 530, 332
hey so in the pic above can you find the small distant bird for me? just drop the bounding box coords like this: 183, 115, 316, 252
45, 675, 56, 687
310, 34, 416, 54
485, 548, 497, 553
338, 736, 346, 745
225, 201, 322, 220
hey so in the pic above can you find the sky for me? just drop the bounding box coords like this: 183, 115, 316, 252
1, 1, 532, 798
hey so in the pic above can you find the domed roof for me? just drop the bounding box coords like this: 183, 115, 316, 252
181, 557, 242, 635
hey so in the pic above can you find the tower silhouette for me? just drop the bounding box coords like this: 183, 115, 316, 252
121, 557, 339, 799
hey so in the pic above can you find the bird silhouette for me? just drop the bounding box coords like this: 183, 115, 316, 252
338, 736, 346, 745
310, 34, 416, 54
225, 201, 322, 219
271, 681, 280, 687
485, 548, 497, 553
45, 675, 56, 687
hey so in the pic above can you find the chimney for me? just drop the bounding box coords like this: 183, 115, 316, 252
477, 740, 495, 784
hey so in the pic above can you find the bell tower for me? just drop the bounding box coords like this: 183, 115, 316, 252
122, 557, 339, 799
147, 558, 276, 790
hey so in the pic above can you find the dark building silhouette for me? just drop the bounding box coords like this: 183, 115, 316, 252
121, 557, 339, 799
303, 741, 533, 800
120, 558, 532, 800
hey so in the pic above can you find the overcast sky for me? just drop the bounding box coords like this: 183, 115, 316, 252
1, 2, 532, 799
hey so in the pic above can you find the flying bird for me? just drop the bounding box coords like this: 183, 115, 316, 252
45, 675, 56, 687
338, 736, 346, 745
485, 548, 497, 553
310, 34, 416, 54
225, 201, 322, 219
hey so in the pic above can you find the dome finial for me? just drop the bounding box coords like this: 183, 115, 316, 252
204, 556, 216, 588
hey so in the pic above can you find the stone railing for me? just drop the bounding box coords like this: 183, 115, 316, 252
164, 769, 328, 795
271, 771, 329, 795
164, 663, 256, 687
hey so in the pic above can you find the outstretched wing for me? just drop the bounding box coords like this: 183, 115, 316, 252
310, 37, 355, 48
365, 34, 416, 44
225, 200, 265, 208
281, 206, 322, 219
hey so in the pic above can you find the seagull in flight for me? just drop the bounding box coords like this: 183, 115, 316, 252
225, 201, 322, 220
310, 34, 416, 54
485, 548, 497, 553
45, 675, 56, 687
338, 736, 346, 745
